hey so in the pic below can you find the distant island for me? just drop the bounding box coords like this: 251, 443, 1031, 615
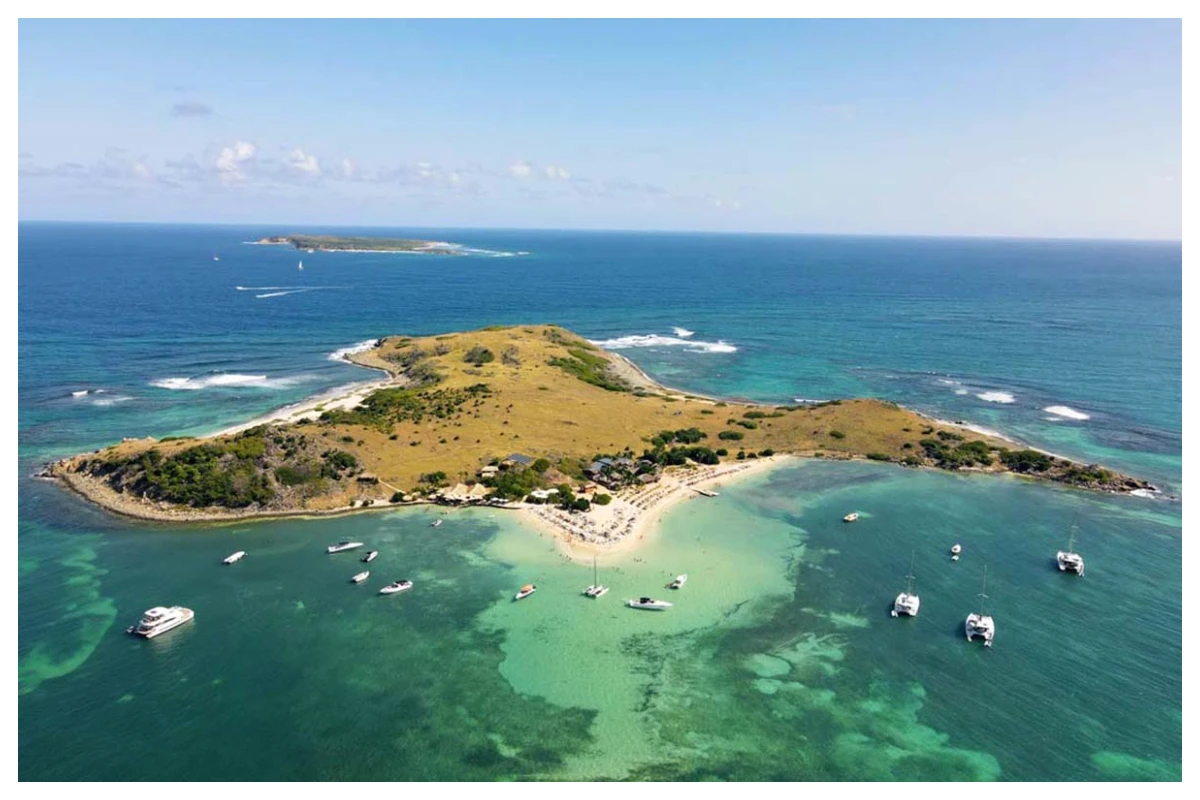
43, 325, 1156, 552
253, 234, 464, 254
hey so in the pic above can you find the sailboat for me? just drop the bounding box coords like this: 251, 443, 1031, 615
212, 253, 220, 261
964, 565, 996, 647
298, 260, 304, 271
583, 556, 608, 598
891, 551, 920, 617
1056, 516, 1085, 576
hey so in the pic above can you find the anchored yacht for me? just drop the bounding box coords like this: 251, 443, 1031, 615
583, 557, 609, 598
327, 541, 364, 554
668, 574, 688, 590
843, 512, 859, 523
514, 584, 537, 601
362, 550, 379, 563
964, 566, 996, 647
380, 580, 413, 595
223, 550, 246, 565
892, 552, 920, 617
1057, 519, 1085, 577
350, 571, 370, 584
126, 606, 194, 639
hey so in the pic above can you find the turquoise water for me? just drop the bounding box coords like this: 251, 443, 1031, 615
18, 224, 1180, 780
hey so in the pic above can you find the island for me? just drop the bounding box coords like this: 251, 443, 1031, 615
43, 325, 1155, 553
252, 235, 465, 255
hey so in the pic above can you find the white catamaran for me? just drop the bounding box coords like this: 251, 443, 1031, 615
1057, 517, 1085, 577
892, 551, 921, 617
964, 566, 996, 647
583, 556, 609, 598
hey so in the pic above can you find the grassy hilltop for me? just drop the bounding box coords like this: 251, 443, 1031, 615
49, 325, 1152, 520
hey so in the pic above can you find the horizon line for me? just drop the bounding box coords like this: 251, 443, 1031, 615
15, 218, 1182, 245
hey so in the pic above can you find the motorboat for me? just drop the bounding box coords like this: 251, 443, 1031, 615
891, 551, 920, 617
350, 571, 370, 584
362, 550, 379, 563
843, 512, 859, 523
223, 550, 246, 565
431, 519, 443, 528
668, 574, 688, 590
327, 541, 364, 554
628, 597, 673, 610
514, 584, 537, 601
951, 543, 962, 561
126, 606, 194, 639
380, 580, 413, 595
964, 566, 995, 647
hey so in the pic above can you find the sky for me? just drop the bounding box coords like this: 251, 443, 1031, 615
17, 19, 1182, 239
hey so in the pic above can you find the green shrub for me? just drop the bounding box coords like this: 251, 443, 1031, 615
718, 430, 745, 441
390, 491, 406, 503
866, 452, 891, 462
829, 430, 846, 440
593, 493, 612, 506
463, 346, 495, 365
715, 448, 728, 457
760, 448, 775, 456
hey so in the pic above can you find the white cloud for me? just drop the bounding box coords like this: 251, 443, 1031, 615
544, 165, 571, 181
131, 161, 154, 180
508, 161, 533, 179
216, 140, 256, 185
286, 147, 320, 175
339, 158, 359, 180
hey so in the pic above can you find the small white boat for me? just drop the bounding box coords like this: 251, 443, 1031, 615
327, 541, 364, 554
380, 580, 413, 595
843, 512, 859, 523
306, 248, 315, 253
350, 571, 370, 584
891, 551, 920, 617
514, 584, 537, 601
964, 566, 995, 647
668, 574, 688, 590
212, 254, 220, 262
628, 597, 673, 610
362, 550, 379, 563
223, 550, 246, 565
126, 606, 194, 639
298, 260, 304, 271
431, 519, 443, 528
694, 488, 718, 497
951, 543, 962, 561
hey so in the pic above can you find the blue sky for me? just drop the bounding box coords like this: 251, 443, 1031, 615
18, 19, 1181, 238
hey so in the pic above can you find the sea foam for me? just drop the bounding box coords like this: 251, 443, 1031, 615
592, 334, 737, 354
328, 339, 380, 362
976, 391, 1016, 404
1044, 405, 1090, 421
151, 374, 312, 391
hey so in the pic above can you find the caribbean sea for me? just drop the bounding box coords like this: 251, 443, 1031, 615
17, 222, 1181, 780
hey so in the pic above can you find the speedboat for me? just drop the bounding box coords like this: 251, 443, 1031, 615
514, 584, 537, 601
843, 512, 859, 523
583, 585, 609, 598
126, 606, 194, 639
668, 574, 688, 590
965, 613, 995, 646
350, 571, 370, 584
951, 543, 962, 561
627, 597, 673, 610
362, 550, 379, 563
431, 519, 443, 528
1057, 550, 1085, 576
380, 580, 413, 595
223, 550, 246, 565
327, 541, 364, 554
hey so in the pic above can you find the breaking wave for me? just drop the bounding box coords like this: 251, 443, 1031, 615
1044, 405, 1091, 421
150, 373, 316, 391
976, 391, 1016, 404
328, 339, 380, 362
592, 334, 737, 354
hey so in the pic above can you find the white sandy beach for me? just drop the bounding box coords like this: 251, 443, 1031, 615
517, 455, 786, 562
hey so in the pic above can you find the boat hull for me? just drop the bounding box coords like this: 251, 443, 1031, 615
127, 608, 194, 639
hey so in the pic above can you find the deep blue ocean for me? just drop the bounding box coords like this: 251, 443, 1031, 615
17, 222, 1181, 780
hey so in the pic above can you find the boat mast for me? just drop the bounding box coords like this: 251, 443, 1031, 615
978, 565, 989, 615
593, 555, 598, 586
905, 550, 916, 595
1067, 512, 1079, 552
